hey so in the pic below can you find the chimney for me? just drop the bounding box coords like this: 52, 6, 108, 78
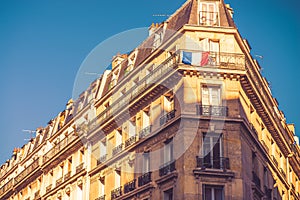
225, 4, 234, 18
148, 23, 160, 36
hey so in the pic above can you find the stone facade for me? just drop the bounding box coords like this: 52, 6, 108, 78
0, 0, 299, 200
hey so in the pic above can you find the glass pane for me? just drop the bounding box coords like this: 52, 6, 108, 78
214, 188, 223, 200
204, 186, 212, 200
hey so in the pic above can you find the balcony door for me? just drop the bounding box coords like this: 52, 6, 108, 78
202, 133, 223, 169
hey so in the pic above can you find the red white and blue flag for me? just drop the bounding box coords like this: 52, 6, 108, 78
182, 51, 210, 66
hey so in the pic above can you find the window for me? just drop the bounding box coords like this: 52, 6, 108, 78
203, 185, 224, 200
202, 133, 222, 169
199, 3, 218, 26
202, 86, 221, 106
128, 117, 136, 138
142, 107, 151, 129
163, 139, 173, 164
163, 188, 173, 200
142, 153, 150, 173
99, 178, 105, 196
100, 139, 107, 161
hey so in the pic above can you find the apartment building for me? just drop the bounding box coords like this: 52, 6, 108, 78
0, 0, 299, 199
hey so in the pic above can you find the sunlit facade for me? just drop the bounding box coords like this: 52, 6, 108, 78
1, 0, 299, 200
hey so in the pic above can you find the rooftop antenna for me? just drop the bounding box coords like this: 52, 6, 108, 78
22, 129, 36, 141
152, 14, 171, 17
85, 72, 102, 76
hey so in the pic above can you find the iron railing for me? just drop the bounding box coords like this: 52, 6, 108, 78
89, 54, 177, 130
124, 179, 136, 194
64, 171, 71, 181
196, 105, 228, 117
112, 144, 123, 156
139, 125, 152, 139
196, 156, 230, 170
0, 178, 13, 197
95, 195, 105, 200
125, 136, 136, 148
46, 184, 52, 193
111, 186, 122, 199
160, 110, 176, 126
159, 160, 176, 176
97, 154, 107, 165
138, 172, 152, 187
56, 177, 63, 186
272, 155, 278, 167
76, 163, 84, 173
43, 133, 78, 163
14, 159, 39, 185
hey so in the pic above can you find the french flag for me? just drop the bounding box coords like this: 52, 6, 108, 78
182, 51, 210, 66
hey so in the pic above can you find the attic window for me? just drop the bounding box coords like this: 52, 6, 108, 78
199, 2, 219, 26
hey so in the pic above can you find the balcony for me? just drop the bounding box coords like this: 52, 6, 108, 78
43, 134, 78, 163
0, 178, 13, 197
160, 110, 176, 126
97, 154, 107, 165
199, 11, 219, 26
14, 158, 40, 185
196, 105, 228, 117
112, 143, 123, 156
159, 160, 176, 176
272, 155, 278, 167
76, 162, 84, 173
89, 54, 177, 132
280, 168, 286, 178
111, 186, 122, 199
252, 171, 261, 188
95, 195, 105, 200
125, 136, 136, 148
56, 177, 63, 186
139, 125, 152, 139
196, 156, 230, 170
64, 171, 71, 181
260, 140, 269, 153
46, 184, 52, 193
138, 172, 152, 187
124, 179, 136, 194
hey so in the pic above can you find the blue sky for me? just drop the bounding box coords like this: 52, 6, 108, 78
0, 0, 299, 164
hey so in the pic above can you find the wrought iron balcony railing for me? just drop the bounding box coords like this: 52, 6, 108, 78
0, 178, 13, 197
46, 184, 52, 193
159, 160, 176, 176
252, 171, 261, 188
89, 54, 177, 131
14, 158, 39, 185
124, 179, 136, 194
280, 168, 286, 178
125, 136, 136, 148
43, 133, 78, 163
111, 186, 122, 199
97, 154, 108, 165
64, 171, 71, 181
196, 105, 228, 117
95, 195, 105, 200
56, 177, 63, 186
272, 155, 278, 167
160, 110, 176, 126
199, 11, 219, 26
138, 172, 152, 187
76, 163, 84, 173
112, 143, 123, 156
196, 156, 230, 170
139, 125, 152, 139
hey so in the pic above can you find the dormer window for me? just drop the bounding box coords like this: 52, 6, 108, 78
199, 2, 219, 26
